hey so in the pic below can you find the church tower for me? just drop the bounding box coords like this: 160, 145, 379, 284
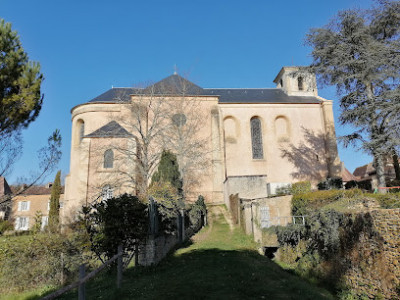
273, 66, 318, 97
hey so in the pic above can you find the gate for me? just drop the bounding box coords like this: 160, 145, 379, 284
260, 206, 270, 228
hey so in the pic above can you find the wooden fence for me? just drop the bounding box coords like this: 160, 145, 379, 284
42, 245, 123, 300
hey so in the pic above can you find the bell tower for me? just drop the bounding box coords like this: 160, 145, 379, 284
273, 66, 318, 96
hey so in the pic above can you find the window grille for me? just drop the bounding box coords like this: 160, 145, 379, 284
102, 185, 113, 201
15, 217, 29, 230
251, 117, 263, 159
18, 201, 30, 211
104, 149, 114, 168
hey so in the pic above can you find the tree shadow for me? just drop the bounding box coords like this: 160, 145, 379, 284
280, 127, 329, 181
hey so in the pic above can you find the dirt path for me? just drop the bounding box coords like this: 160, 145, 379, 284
211, 205, 234, 231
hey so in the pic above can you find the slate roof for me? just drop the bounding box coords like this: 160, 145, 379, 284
89, 88, 138, 103
86, 74, 321, 104
204, 88, 320, 104
85, 121, 133, 138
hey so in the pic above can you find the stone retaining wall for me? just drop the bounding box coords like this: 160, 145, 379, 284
343, 209, 400, 299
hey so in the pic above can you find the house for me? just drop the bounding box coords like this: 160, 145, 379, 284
63, 67, 341, 222
12, 192, 64, 231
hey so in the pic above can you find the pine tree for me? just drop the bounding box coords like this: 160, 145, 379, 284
306, 0, 400, 192
0, 19, 43, 134
48, 170, 61, 232
151, 150, 182, 194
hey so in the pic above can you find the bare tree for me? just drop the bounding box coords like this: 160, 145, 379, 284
92, 75, 210, 201
0, 130, 62, 208
0, 130, 23, 177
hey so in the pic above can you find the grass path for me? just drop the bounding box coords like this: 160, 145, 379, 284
55, 206, 334, 300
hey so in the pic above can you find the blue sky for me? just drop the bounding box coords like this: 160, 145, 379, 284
1, 0, 375, 184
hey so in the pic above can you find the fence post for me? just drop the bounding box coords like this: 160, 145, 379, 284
180, 209, 185, 241
134, 239, 139, 266
78, 264, 85, 300
117, 245, 123, 289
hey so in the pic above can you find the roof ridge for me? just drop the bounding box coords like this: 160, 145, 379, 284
204, 88, 279, 90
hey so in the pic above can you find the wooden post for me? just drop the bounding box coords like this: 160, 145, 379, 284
60, 253, 64, 285
180, 209, 185, 241
117, 245, 123, 289
78, 264, 85, 300
134, 241, 139, 266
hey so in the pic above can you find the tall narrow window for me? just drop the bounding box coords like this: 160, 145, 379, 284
250, 117, 263, 159
298, 77, 304, 91
104, 149, 114, 168
79, 122, 85, 141
76, 119, 85, 144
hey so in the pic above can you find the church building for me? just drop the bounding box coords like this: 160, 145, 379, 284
64, 67, 341, 221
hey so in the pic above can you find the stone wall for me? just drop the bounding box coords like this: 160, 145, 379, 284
138, 234, 180, 266
343, 209, 400, 299
233, 195, 292, 244
138, 214, 204, 266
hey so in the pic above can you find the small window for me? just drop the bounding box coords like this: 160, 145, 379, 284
298, 77, 304, 91
104, 149, 114, 169
102, 185, 113, 201
280, 79, 283, 87
18, 201, 30, 211
47, 200, 50, 211
250, 117, 264, 159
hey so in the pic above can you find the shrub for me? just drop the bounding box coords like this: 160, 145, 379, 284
149, 181, 183, 233
188, 195, 206, 228
386, 179, 400, 193
0, 233, 85, 293
275, 224, 306, 246
366, 193, 400, 209
317, 177, 343, 190
291, 181, 311, 195
345, 180, 372, 191
291, 189, 363, 215
82, 194, 148, 262
0, 220, 13, 235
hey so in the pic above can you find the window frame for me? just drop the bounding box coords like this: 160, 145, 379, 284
250, 117, 264, 160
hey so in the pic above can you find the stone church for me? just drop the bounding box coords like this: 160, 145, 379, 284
63, 67, 341, 220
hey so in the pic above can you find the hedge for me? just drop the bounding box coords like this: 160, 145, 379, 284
292, 189, 363, 215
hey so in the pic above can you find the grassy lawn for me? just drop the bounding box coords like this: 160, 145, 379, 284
45, 206, 334, 300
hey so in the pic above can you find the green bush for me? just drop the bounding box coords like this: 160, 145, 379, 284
0, 233, 85, 294
290, 181, 311, 195
275, 224, 306, 246
317, 177, 343, 190
292, 189, 363, 215
82, 194, 149, 262
188, 195, 206, 228
0, 220, 13, 235
366, 193, 400, 209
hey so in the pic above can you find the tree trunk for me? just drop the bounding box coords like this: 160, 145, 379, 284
392, 150, 400, 180
375, 154, 387, 194
366, 83, 386, 193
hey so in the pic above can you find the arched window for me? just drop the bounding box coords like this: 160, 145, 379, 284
250, 117, 263, 159
102, 185, 113, 201
104, 149, 114, 169
298, 77, 304, 91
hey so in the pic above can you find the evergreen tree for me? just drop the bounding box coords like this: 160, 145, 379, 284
48, 170, 61, 232
151, 150, 182, 194
306, 0, 400, 192
0, 19, 43, 134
